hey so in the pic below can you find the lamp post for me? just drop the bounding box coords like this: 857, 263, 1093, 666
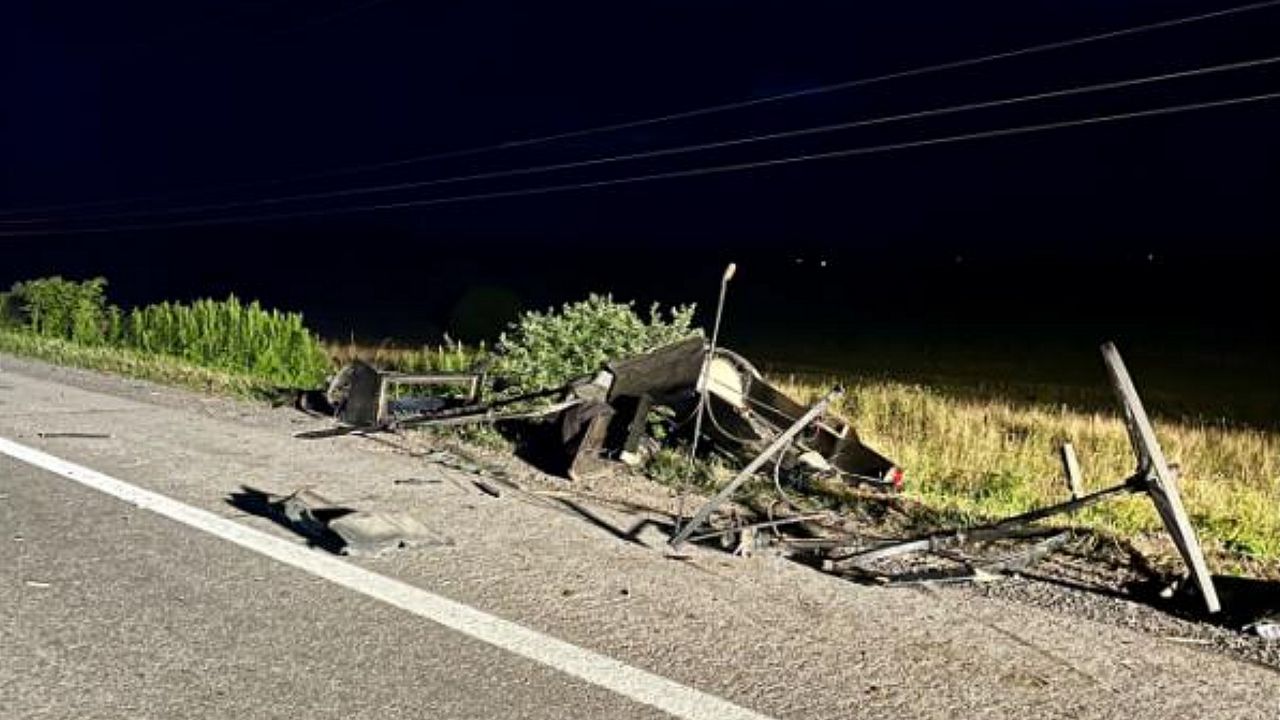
688, 262, 736, 464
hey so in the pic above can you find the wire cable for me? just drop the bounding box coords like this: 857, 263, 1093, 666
3, 0, 1277, 218
3, 89, 1278, 237
12, 53, 1276, 225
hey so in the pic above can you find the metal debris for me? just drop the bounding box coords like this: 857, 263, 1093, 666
669, 387, 843, 550
37, 432, 111, 439
1246, 622, 1280, 640
472, 480, 502, 498
809, 343, 1222, 614
289, 326, 1229, 618
393, 477, 442, 486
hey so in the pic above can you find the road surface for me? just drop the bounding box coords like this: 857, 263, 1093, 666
2, 354, 1277, 718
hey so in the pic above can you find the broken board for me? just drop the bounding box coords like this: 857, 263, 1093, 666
1102, 342, 1221, 614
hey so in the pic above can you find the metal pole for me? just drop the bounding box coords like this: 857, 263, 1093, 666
688, 262, 736, 464
671, 386, 840, 550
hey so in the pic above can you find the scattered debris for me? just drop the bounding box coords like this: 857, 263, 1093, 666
306, 337, 900, 495
796, 343, 1222, 615
669, 387, 843, 550
327, 360, 486, 428
393, 477, 442, 486
290, 328, 1235, 625
1246, 621, 1280, 641
1164, 636, 1214, 645
37, 432, 111, 439
229, 486, 453, 556
472, 480, 502, 498
328, 511, 452, 556
683, 513, 829, 545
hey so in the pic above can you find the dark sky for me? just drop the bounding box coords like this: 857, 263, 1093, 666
2, 1, 1278, 359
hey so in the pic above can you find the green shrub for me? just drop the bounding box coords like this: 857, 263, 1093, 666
121, 295, 331, 387
3, 276, 114, 344
0, 291, 17, 329
496, 294, 699, 393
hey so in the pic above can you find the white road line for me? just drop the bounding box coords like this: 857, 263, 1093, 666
0, 436, 775, 720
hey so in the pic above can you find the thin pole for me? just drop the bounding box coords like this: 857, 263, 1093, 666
689, 263, 736, 463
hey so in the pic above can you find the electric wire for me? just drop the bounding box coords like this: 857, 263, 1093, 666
3, 0, 1277, 218
3, 89, 1278, 237
11, 53, 1276, 225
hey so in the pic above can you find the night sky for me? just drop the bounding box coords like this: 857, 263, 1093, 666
3, 1, 1278, 374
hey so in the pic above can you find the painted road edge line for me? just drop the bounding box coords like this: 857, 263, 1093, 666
0, 436, 775, 720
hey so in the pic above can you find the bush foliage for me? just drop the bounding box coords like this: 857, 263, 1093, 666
0, 276, 116, 344
1, 276, 330, 388
496, 294, 699, 393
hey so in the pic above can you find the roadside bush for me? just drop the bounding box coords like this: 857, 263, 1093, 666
0, 290, 17, 329
121, 295, 331, 388
2, 276, 115, 344
496, 294, 699, 393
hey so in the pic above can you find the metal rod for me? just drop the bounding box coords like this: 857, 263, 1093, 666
688, 262, 736, 464
670, 386, 840, 549
836, 478, 1139, 567
684, 513, 827, 543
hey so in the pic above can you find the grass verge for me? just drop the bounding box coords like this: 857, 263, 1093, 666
0, 329, 277, 398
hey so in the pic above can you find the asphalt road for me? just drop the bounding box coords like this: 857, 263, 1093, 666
2, 354, 1278, 719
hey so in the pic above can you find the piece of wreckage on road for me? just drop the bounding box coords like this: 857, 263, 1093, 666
308, 336, 902, 492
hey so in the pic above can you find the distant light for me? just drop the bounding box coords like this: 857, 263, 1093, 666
794, 257, 804, 264
1147, 252, 1156, 263
819, 259, 828, 268
954, 255, 964, 264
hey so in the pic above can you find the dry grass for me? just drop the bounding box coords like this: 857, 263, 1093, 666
324, 339, 483, 374
775, 375, 1280, 574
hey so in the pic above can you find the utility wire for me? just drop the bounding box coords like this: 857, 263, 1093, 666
3, 0, 1277, 218
8, 54, 1276, 225
3, 90, 1276, 238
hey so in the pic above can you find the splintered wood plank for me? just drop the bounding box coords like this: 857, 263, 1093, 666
1101, 342, 1221, 614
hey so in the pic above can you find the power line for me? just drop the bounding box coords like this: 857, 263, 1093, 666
3, 0, 1277, 218
9, 53, 1276, 225
4, 90, 1276, 238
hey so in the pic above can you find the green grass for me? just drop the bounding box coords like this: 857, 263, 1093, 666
0, 329, 277, 397
3, 277, 331, 389
120, 296, 330, 387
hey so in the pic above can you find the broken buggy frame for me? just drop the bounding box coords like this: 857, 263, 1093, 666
827, 343, 1221, 614
318, 359, 581, 434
